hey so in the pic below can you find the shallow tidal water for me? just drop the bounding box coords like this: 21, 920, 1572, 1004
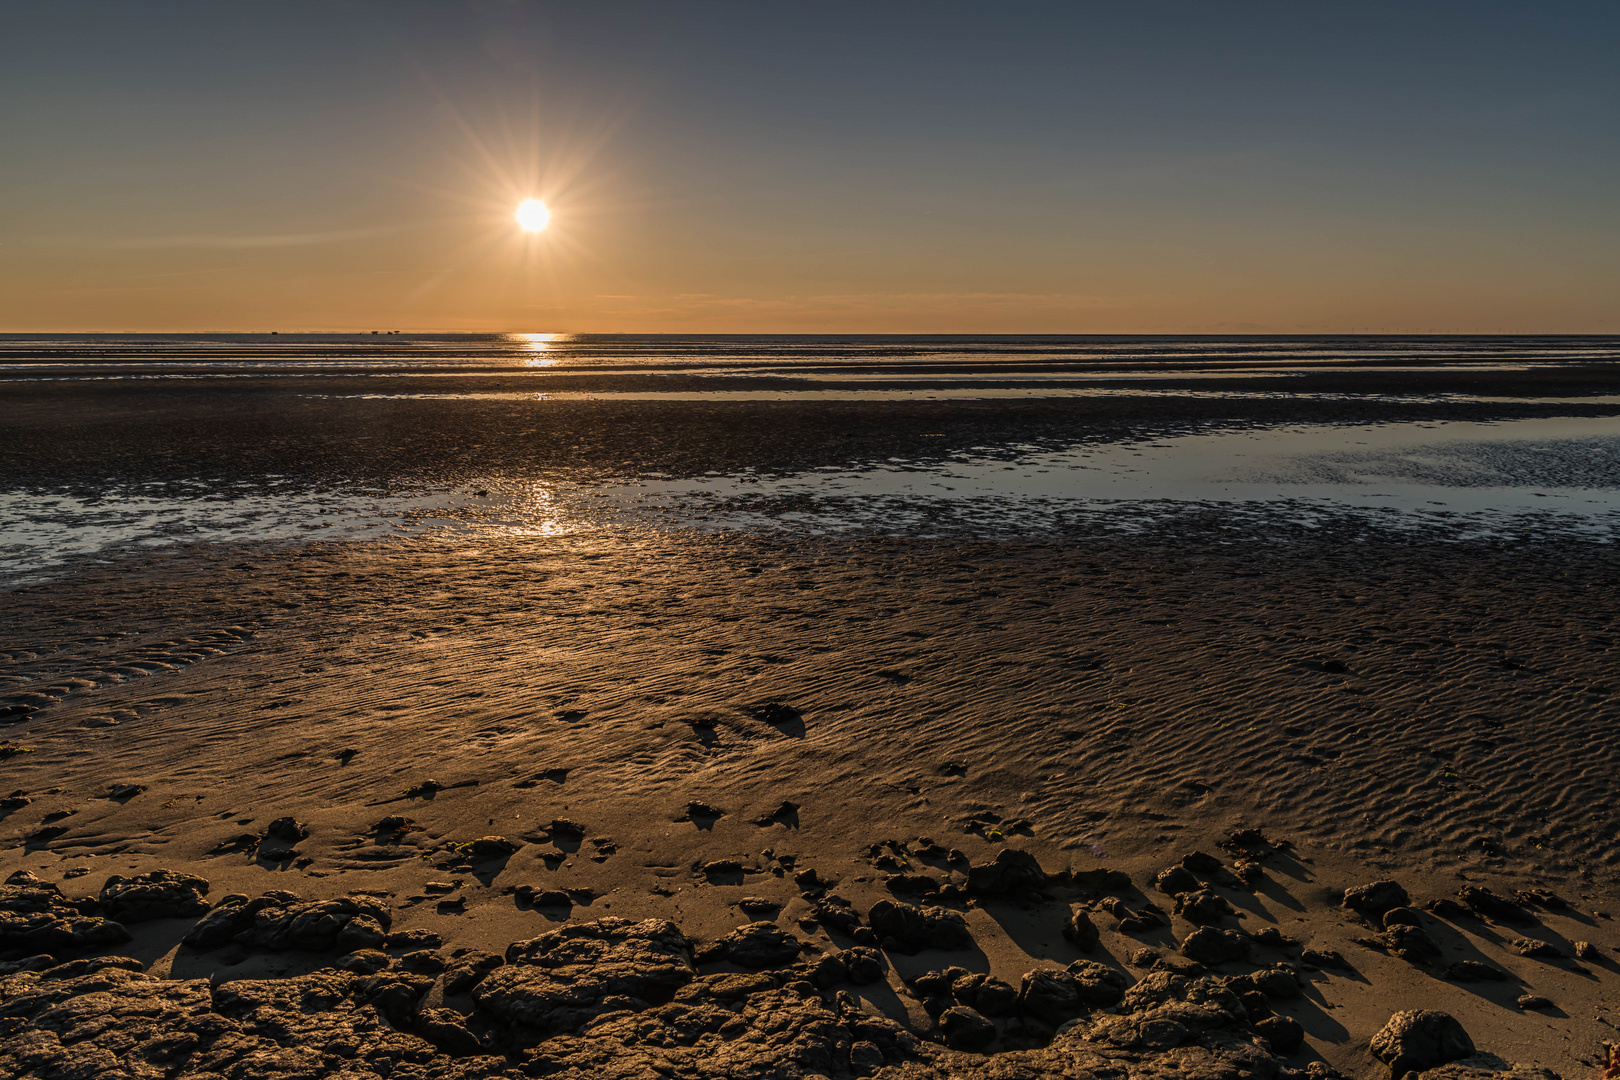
3, 412, 1616, 583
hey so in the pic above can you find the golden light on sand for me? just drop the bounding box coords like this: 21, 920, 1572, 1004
515, 199, 551, 232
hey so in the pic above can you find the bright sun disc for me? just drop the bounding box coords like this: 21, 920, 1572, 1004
516, 199, 550, 232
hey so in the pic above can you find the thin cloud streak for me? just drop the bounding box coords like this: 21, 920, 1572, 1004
106, 226, 405, 250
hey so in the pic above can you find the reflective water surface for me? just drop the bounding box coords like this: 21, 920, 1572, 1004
4, 413, 1616, 582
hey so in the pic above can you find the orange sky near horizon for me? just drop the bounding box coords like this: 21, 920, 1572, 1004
3, 2, 1617, 335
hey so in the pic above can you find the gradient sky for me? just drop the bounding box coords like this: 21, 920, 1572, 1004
3, 1, 1618, 333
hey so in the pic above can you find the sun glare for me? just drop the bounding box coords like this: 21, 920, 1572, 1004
515, 199, 551, 232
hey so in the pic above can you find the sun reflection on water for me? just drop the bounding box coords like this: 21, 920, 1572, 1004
506, 332, 564, 368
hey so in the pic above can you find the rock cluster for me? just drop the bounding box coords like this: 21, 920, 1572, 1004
0, 871, 131, 959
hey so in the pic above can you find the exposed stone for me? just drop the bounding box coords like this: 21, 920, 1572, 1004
939, 1005, 996, 1052
719, 922, 801, 969
1343, 880, 1410, 919
1154, 866, 1201, 896
1173, 888, 1233, 925
465, 836, 521, 859
1062, 909, 1098, 951
0, 871, 131, 959
1180, 927, 1250, 965
1370, 1010, 1475, 1077
1257, 1014, 1305, 1053
1457, 886, 1532, 925
190, 892, 391, 953
1383, 924, 1443, 966
474, 917, 695, 1037
867, 900, 972, 952
965, 849, 1047, 897
1511, 938, 1561, 959
0, 911, 1326, 1080
98, 869, 211, 923
1383, 906, 1422, 929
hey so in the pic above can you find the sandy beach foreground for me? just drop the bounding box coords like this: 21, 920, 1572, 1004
2, 521, 1616, 1079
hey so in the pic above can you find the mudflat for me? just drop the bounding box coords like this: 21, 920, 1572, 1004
2, 346, 1618, 1080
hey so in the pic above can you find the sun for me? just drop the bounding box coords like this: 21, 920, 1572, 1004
515, 198, 551, 232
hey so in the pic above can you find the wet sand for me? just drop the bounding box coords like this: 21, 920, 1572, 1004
2, 363, 1619, 1079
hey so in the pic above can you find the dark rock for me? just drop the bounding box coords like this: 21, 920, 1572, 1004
37, 955, 144, 980
335, 914, 387, 952
1253, 926, 1292, 948
1174, 888, 1233, 925
1155, 866, 1201, 896
1383, 924, 1443, 966
1511, 938, 1561, 958
1516, 995, 1553, 1010
1017, 969, 1089, 1027
385, 928, 442, 949
265, 816, 309, 842
0, 872, 131, 958
1514, 888, 1567, 910
513, 884, 573, 908
911, 966, 967, 998
1257, 1014, 1305, 1054
1250, 966, 1301, 999
736, 896, 780, 916
1426, 897, 1470, 920
98, 869, 211, 922
1016, 962, 1127, 1027
1181, 851, 1234, 883
811, 895, 860, 934
840, 945, 884, 985
1574, 940, 1601, 961
1064, 866, 1134, 894
107, 784, 145, 801
1383, 906, 1422, 929
1343, 879, 1410, 919
0, 908, 1323, 1080
443, 949, 504, 995
848, 1039, 886, 1072
474, 918, 695, 1037
720, 922, 801, 969
965, 848, 1047, 897
866, 900, 972, 952
1000, 1015, 1055, 1051
940, 1005, 996, 1052
1180, 927, 1250, 965
886, 873, 945, 898
331, 949, 392, 975
1370, 1010, 1475, 1077
1063, 909, 1099, 951
416, 1006, 484, 1056
182, 890, 391, 953
810, 952, 849, 987
1066, 959, 1130, 1006
1444, 960, 1508, 982
465, 836, 520, 859
1458, 886, 1532, 925
396, 949, 447, 975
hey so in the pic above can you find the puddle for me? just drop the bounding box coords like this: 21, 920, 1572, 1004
3, 414, 1616, 583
